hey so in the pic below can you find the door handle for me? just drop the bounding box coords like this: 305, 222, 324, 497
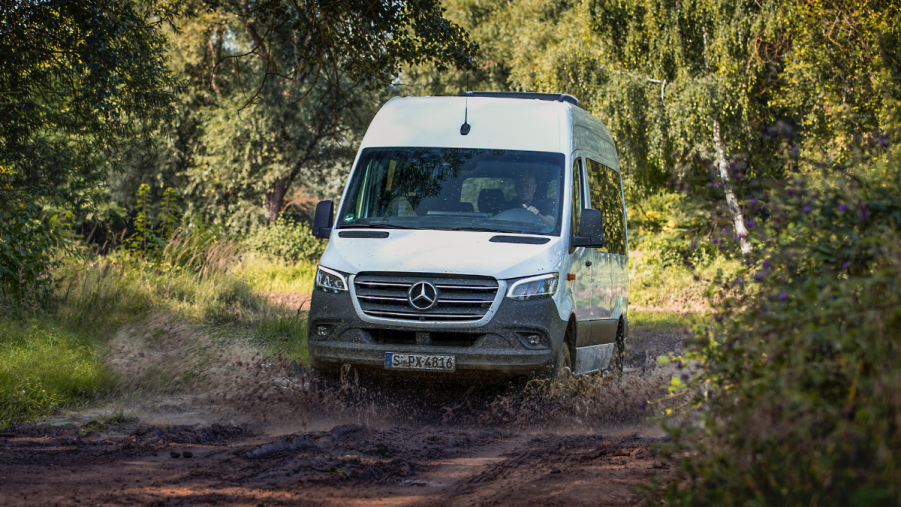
585, 261, 592, 267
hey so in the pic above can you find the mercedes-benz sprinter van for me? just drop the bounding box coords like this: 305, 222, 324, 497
307, 92, 628, 382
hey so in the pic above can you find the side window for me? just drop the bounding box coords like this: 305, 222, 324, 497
571, 158, 582, 236
606, 166, 627, 255
585, 159, 626, 255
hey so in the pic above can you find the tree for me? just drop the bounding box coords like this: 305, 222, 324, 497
114, 0, 480, 227
0, 0, 181, 213
409, 0, 899, 256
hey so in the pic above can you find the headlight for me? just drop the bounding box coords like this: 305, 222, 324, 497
506, 273, 559, 300
315, 266, 348, 293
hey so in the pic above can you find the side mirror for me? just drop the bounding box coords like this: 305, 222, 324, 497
571, 208, 605, 248
312, 200, 334, 239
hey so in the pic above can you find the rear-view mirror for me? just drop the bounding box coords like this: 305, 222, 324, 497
312, 200, 334, 239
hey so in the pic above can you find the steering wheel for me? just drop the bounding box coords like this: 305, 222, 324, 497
490, 207, 543, 224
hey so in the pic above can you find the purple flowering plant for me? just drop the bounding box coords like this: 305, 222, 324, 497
651, 127, 901, 505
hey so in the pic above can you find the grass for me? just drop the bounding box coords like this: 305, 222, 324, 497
629, 310, 709, 330
251, 311, 310, 365
628, 249, 742, 314
240, 253, 318, 293
0, 318, 111, 427
0, 250, 312, 428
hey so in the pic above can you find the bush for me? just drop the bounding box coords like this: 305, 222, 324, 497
0, 205, 70, 312
244, 216, 326, 263
651, 124, 901, 505
627, 191, 742, 313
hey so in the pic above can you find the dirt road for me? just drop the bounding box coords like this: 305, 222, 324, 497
0, 320, 683, 506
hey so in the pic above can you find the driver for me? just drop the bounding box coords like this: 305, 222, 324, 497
513, 171, 555, 227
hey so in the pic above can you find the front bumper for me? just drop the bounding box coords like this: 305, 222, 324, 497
307, 289, 567, 381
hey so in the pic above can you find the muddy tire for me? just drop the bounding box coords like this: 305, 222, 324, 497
553, 341, 573, 378
609, 321, 626, 376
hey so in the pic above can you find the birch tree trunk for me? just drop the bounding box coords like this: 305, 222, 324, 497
712, 118, 751, 254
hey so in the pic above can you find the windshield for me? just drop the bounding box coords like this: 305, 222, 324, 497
338, 148, 566, 236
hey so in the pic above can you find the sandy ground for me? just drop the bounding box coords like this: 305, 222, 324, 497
0, 296, 685, 507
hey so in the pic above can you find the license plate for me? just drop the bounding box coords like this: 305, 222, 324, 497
384, 352, 456, 372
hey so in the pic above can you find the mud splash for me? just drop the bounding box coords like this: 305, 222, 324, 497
104, 316, 676, 433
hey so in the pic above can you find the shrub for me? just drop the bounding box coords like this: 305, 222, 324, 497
244, 216, 326, 263
0, 205, 70, 312
650, 124, 901, 505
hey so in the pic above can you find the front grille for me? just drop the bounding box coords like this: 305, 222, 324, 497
354, 272, 498, 322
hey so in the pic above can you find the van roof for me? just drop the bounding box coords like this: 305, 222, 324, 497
359, 95, 618, 170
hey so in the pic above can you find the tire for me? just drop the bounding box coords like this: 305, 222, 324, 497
553, 341, 573, 378
609, 321, 626, 376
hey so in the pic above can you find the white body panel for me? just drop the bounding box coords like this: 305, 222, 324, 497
323, 230, 565, 280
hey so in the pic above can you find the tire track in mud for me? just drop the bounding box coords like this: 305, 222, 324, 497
458, 449, 534, 487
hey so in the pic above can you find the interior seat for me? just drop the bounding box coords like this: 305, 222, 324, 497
477, 189, 506, 215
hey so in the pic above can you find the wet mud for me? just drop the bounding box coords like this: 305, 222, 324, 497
0, 323, 684, 506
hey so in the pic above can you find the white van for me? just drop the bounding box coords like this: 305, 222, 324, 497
307, 92, 628, 382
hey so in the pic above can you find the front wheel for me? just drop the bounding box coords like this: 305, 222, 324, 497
553, 341, 573, 378
609, 321, 626, 376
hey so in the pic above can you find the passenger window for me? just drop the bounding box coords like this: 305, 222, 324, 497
571, 158, 582, 236
585, 159, 627, 255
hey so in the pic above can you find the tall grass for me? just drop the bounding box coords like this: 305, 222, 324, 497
239, 253, 318, 293
1, 229, 312, 427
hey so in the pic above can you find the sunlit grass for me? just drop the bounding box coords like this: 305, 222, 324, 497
239, 253, 317, 293
629, 250, 742, 313
630, 310, 709, 330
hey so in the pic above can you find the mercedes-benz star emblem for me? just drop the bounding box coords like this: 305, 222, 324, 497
408, 281, 438, 310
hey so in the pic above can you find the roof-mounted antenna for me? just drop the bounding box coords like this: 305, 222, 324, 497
460, 74, 471, 135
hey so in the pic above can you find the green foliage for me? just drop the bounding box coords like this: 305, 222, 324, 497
0, 205, 70, 310
127, 184, 158, 255
650, 120, 901, 505
629, 192, 728, 267
113, 0, 481, 229
0, 319, 110, 428
245, 217, 326, 264
0, 0, 181, 213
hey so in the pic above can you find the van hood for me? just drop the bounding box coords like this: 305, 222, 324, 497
319, 229, 564, 281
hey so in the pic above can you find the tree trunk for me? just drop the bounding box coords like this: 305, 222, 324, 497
712, 118, 752, 254
208, 29, 223, 103
265, 177, 289, 223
